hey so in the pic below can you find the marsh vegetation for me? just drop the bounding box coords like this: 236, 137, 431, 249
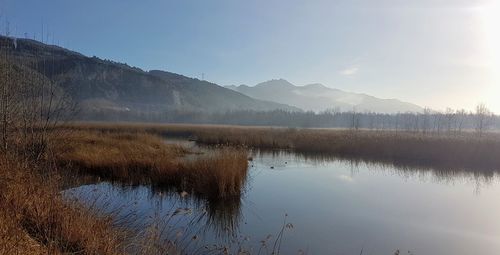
0, 154, 126, 255
54, 130, 249, 199
65, 123, 500, 172
0, 126, 254, 254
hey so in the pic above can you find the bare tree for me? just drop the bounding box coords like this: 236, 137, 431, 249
350, 107, 361, 131
0, 35, 74, 159
0, 30, 16, 151
444, 108, 456, 134
421, 108, 432, 134
475, 103, 492, 137
455, 109, 468, 135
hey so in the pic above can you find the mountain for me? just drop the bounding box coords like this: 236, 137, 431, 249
227, 79, 423, 113
0, 36, 298, 115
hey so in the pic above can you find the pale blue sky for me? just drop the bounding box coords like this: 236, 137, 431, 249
1, 0, 499, 112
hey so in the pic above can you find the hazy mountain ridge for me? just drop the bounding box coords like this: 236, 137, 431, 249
0, 35, 299, 114
227, 79, 424, 113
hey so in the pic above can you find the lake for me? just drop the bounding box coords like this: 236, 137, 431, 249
65, 148, 500, 255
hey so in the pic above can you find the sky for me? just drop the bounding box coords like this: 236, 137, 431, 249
1, 0, 499, 112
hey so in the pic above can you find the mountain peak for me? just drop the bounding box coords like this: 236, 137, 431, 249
255, 79, 295, 88
230, 79, 424, 114
304, 83, 325, 88
302, 83, 335, 91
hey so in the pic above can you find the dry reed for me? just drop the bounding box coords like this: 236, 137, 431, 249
53, 130, 249, 199
63, 122, 500, 171
0, 154, 126, 254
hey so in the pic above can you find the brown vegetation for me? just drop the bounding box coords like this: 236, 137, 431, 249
65, 122, 500, 171
0, 154, 126, 255
178, 148, 249, 198
53, 130, 249, 199
0, 128, 250, 254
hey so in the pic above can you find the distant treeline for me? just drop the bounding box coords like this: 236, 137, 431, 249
81, 106, 499, 134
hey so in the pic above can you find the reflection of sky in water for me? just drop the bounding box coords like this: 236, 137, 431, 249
66, 150, 500, 255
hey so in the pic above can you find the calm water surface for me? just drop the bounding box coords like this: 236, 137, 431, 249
65, 149, 500, 255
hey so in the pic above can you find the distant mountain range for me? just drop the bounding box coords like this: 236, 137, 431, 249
1, 35, 423, 116
0, 36, 298, 114
227, 79, 423, 113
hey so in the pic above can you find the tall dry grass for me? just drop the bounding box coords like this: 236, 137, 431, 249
0, 154, 126, 255
53, 130, 249, 199
63, 122, 500, 171
176, 148, 249, 198
53, 131, 186, 182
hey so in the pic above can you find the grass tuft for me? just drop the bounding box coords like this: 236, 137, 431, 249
54, 130, 249, 199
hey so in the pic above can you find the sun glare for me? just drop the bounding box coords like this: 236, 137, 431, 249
481, 1, 500, 68
479, 0, 500, 112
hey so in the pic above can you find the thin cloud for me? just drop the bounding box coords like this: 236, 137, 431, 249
339, 67, 359, 76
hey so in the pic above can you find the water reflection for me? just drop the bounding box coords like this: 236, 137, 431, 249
252, 148, 499, 194
63, 174, 245, 237
65, 147, 500, 255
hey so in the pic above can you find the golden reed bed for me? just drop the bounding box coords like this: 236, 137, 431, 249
53, 130, 249, 199
64, 122, 500, 171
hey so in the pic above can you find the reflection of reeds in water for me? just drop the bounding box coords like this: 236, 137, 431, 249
142, 195, 292, 255
256, 148, 499, 195
148, 184, 245, 240
67, 182, 250, 254
65, 172, 301, 255
257, 147, 500, 175
198, 196, 244, 239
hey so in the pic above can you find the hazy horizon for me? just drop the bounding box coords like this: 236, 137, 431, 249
1, 0, 499, 113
